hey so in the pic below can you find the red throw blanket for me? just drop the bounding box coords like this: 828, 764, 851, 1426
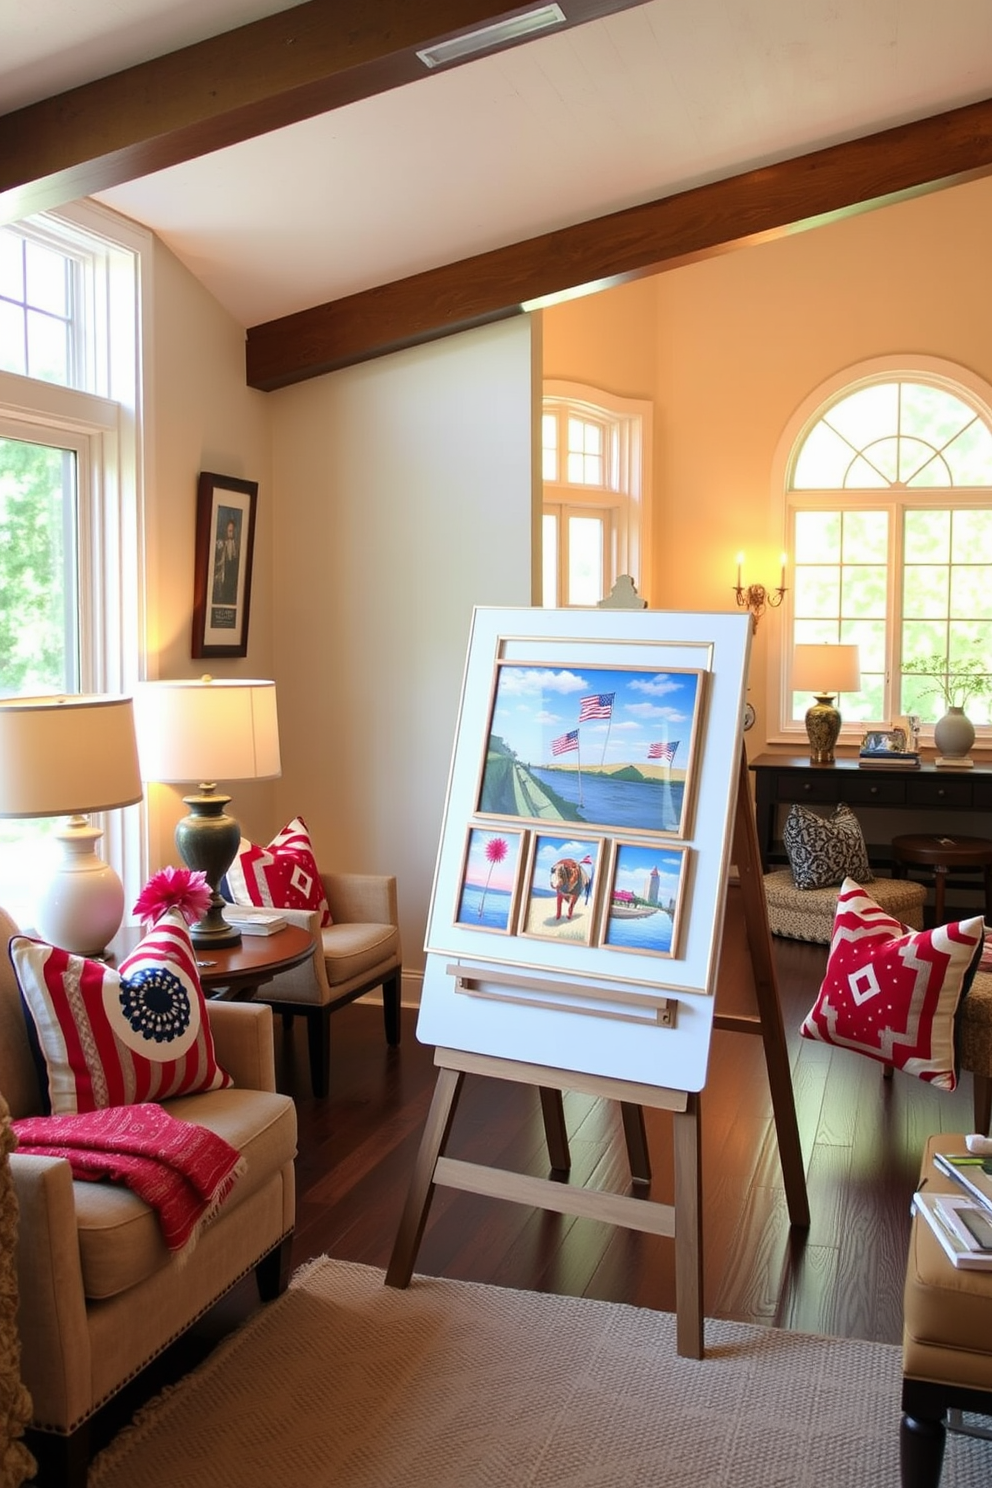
13, 1103, 245, 1253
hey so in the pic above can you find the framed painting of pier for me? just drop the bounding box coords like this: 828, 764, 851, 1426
475, 659, 703, 840
420, 606, 752, 1095
598, 840, 689, 960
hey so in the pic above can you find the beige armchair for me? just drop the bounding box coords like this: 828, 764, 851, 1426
246, 871, 402, 1097
0, 906, 297, 1488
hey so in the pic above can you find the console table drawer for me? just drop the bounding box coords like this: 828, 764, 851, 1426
841, 775, 907, 806
973, 779, 992, 810
773, 774, 840, 804
906, 776, 974, 808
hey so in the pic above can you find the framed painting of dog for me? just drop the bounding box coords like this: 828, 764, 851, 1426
517, 832, 604, 947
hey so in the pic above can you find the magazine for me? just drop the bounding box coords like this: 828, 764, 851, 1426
913, 1190, 992, 1269
933, 1150, 992, 1214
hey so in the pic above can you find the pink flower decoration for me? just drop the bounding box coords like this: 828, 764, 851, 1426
132, 866, 213, 930
484, 836, 508, 865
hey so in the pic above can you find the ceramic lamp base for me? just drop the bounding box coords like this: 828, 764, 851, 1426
175, 789, 242, 948
36, 816, 125, 956
804, 693, 842, 765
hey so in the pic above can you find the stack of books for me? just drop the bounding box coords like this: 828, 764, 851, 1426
913, 1150, 992, 1268
220, 905, 288, 936
858, 746, 921, 769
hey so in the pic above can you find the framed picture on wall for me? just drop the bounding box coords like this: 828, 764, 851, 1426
192, 471, 258, 658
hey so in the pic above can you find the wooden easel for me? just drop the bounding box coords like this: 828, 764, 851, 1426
386, 746, 809, 1359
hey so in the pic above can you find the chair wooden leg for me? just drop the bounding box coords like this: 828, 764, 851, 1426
900, 1410, 946, 1488
974, 1072, 992, 1136
255, 1233, 294, 1301
382, 967, 402, 1047
305, 1005, 332, 1098
26, 1422, 91, 1488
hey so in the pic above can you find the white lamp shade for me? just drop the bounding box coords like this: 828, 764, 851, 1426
0, 694, 143, 818
793, 644, 861, 696
134, 678, 281, 784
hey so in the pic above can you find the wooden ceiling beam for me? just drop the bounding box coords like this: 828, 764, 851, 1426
0, 0, 649, 224
246, 95, 992, 390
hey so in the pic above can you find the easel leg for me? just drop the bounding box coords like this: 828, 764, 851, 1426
673, 1096, 703, 1359
385, 1065, 464, 1288
620, 1102, 651, 1185
539, 1087, 571, 1172
733, 750, 810, 1229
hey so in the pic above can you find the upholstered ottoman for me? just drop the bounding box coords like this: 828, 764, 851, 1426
763, 868, 926, 944
959, 971, 992, 1135
901, 1134, 992, 1487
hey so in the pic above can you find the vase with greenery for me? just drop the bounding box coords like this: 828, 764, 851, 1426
901, 653, 992, 758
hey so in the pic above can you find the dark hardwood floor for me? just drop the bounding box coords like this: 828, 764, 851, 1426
82, 928, 977, 1462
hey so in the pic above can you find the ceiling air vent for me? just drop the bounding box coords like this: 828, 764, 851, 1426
417, 5, 567, 69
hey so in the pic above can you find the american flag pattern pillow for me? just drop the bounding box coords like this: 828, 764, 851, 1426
10, 909, 232, 1115
799, 879, 984, 1089
224, 815, 331, 926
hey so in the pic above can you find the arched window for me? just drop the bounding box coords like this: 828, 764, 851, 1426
541, 381, 651, 607
775, 359, 992, 741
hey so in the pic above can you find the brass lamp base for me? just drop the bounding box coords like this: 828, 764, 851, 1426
804, 693, 842, 765
175, 787, 242, 947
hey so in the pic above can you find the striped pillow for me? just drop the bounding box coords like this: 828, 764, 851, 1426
10, 909, 232, 1115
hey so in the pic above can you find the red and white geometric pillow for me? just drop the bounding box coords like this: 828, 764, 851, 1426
223, 815, 331, 926
10, 909, 232, 1115
799, 878, 984, 1090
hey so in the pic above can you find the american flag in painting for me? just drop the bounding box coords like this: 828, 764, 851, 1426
552, 729, 580, 756
578, 692, 615, 721
648, 740, 679, 764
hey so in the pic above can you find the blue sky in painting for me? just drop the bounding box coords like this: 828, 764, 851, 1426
489, 665, 699, 771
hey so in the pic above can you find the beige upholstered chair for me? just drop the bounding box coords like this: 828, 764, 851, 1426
0, 906, 297, 1488
246, 871, 402, 1098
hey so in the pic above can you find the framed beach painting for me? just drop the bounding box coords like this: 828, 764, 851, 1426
598, 840, 689, 960
454, 825, 526, 934
475, 660, 704, 840
517, 832, 604, 948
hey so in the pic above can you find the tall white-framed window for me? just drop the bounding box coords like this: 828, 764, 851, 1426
770, 356, 992, 744
541, 381, 651, 607
0, 202, 148, 925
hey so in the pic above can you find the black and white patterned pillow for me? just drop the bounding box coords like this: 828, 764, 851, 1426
782, 802, 873, 890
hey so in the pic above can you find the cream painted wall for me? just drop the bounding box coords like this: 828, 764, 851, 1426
651, 175, 992, 751
541, 176, 992, 755
268, 319, 536, 987
143, 239, 276, 870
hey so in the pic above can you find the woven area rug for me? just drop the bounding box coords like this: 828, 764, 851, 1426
89, 1257, 990, 1488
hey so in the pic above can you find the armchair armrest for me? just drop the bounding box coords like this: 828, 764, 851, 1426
10, 1153, 91, 1428
321, 872, 398, 927
205, 1001, 277, 1093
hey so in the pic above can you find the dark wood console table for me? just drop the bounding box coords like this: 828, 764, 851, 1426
749, 754, 992, 872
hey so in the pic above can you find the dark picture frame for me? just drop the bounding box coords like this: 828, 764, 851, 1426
192, 471, 258, 659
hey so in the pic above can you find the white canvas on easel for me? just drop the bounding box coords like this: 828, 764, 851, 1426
417, 606, 753, 1091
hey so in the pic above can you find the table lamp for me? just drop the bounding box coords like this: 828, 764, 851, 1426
0, 694, 143, 955
793, 643, 861, 764
134, 677, 281, 947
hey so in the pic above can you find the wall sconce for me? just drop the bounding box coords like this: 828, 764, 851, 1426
733, 552, 787, 630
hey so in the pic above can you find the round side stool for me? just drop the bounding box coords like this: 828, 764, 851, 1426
891, 833, 992, 924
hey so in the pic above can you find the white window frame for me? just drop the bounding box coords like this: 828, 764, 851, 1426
542, 380, 652, 606
0, 201, 151, 917
767, 355, 992, 746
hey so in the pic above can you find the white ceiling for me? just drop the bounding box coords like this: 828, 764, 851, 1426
6, 0, 992, 328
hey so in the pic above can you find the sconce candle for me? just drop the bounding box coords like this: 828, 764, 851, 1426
733, 553, 788, 631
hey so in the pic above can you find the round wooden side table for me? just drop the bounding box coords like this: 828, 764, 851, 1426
891, 833, 992, 925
